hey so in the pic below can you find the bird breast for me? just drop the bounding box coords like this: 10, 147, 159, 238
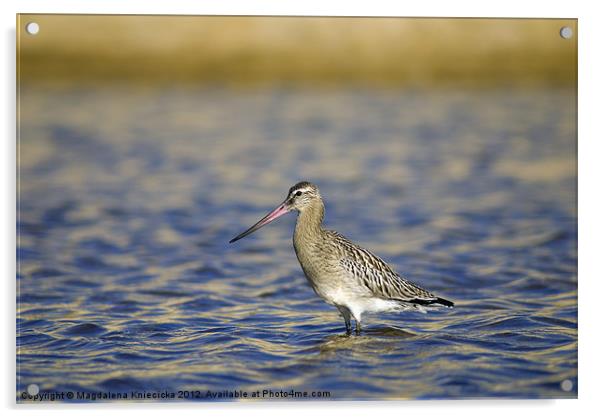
293, 231, 364, 305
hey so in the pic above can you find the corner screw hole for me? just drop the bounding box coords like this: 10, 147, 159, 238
561, 379, 573, 392
559, 26, 573, 39
27, 384, 39, 396
26, 22, 40, 35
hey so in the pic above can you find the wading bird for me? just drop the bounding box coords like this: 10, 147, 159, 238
229, 181, 454, 335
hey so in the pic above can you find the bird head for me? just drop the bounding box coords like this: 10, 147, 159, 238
229, 181, 320, 243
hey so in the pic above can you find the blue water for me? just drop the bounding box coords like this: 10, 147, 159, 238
17, 87, 577, 401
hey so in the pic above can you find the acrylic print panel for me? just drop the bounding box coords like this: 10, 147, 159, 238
16, 15, 577, 402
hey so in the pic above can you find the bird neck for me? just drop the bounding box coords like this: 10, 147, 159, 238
294, 200, 325, 242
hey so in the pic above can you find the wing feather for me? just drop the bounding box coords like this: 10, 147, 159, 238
328, 231, 441, 303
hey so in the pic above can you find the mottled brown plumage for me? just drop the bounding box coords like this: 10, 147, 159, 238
230, 181, 454, 335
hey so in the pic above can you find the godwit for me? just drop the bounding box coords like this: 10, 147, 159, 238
230, 181, 454, 335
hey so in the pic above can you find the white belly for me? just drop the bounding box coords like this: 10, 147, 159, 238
316, 285, 401, 322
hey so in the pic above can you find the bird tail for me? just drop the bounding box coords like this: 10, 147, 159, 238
408, 297, 454, 308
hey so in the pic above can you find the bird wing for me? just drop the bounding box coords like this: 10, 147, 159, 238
330, 231, 445, 304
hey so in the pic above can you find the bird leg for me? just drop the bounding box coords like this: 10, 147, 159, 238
337, 306, 352, 336
355, 320, 362, 336
345, 318, 352, 335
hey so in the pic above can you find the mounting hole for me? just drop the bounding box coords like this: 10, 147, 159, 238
559, 26, 573, 39
26, 22, 40, 35
27, 383, 40, 396
561, 379, 573, 392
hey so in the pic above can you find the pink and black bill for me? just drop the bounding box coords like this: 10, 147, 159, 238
229, 202, 291, 243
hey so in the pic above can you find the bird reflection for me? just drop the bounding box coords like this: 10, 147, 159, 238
316, 326, 417, 354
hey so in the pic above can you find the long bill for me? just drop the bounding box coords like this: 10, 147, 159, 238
229, 202, 291, 243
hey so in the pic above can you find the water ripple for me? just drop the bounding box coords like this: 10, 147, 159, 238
17, 87, 576, 401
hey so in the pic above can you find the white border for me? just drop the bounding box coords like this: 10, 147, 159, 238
3, 1, 600, 417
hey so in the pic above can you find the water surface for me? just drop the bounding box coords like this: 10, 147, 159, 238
17, 87, 577, 400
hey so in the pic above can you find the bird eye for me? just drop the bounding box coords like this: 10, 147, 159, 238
295, 191, 302, 197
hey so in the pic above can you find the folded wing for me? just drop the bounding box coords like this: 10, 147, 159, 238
332, 232, 453, 307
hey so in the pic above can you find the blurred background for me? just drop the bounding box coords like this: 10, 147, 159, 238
17, 15, 577, 401
18, 15, 576, 87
